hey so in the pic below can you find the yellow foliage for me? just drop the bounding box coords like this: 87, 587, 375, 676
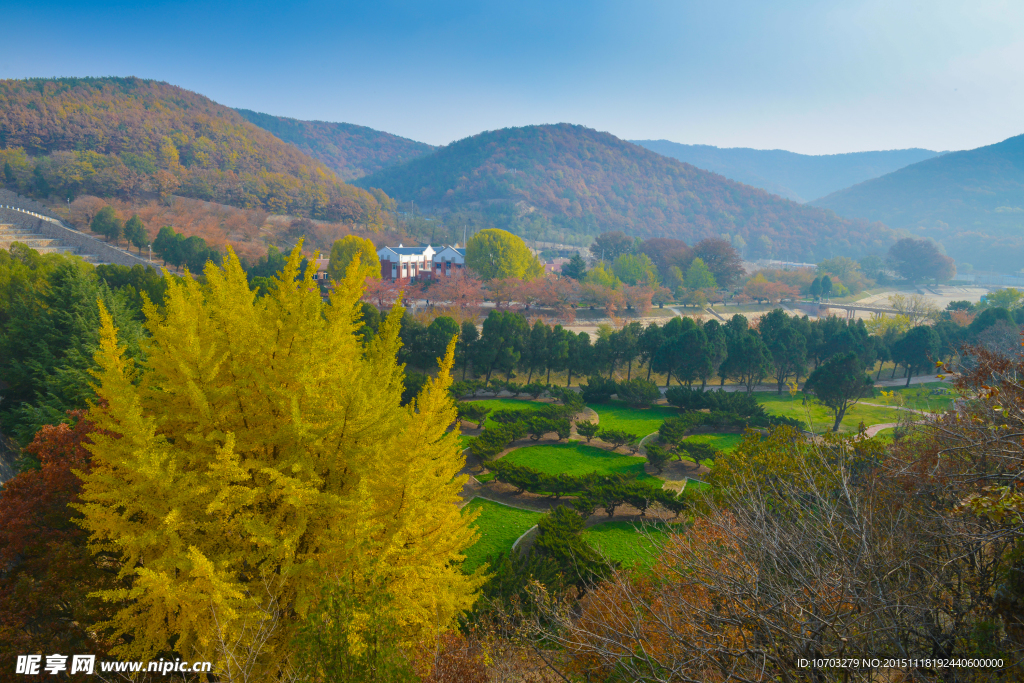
76, 245, 483, 677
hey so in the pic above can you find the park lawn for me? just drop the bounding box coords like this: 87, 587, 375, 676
463, 398, 543, 429
683, 432, 744, 453
589, 400, 679, 439
459, 434, 476, 449
756, 392, 899, 434
876, 382, 960, 413
462, 498, 543, 573
583, 520, 678, 568
504, 442, 657, 481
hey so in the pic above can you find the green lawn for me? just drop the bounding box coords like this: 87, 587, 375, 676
504, 442, 657, 481
589, 400, 679, 439
459, 434, 476, 449
875, 382, 959, 413
583, 520, 678, 568
756, 392, 900, 434
462, 498, 543, 573
682, 432, 744, 452
462, 398, 543, 429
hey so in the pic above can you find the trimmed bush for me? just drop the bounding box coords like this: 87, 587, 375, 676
576, 420, 600, 442
616, 378, 661, 408
581, 376, 617, 403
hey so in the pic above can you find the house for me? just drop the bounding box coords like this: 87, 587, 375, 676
432, 245, 466, 278
377, 244, 437, 282
312, 257, 329, 283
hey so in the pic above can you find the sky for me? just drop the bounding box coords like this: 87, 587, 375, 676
3, 0, 1023, 154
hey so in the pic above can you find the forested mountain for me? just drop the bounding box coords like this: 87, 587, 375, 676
0, 78, 385, 223
236, 109, 434, 180
632, 140, 939, 203
811, 133, 1024, 272
355, 124, 892, 261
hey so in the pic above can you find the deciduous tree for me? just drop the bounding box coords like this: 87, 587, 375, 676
76, 246, 484, 676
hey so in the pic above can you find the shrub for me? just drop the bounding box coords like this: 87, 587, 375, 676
644, 443, 670, 474
491, 409, 527, 425
576, 420, 600, 442
677, 441, 721, 462
449, 380, 484, 399
526, 416, 557, 441
523, 382, 548, 399
458, 403, 491, 428
505, 381, 523, 397
549, 386, 585, 413
616, 378, 661, 408
581, 376, 617, 403
598, 428, 639, 449
659, 413, 708, 443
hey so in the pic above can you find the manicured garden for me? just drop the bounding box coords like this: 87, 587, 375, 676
503, 442, 657, 481
875, 382, 960, 412
462, 498, 543, 572
682, 432, 744, 453
582, 520, 678, 568
463, 398, 544, 429
588, 400, 679, 438
755, 392, 899, 433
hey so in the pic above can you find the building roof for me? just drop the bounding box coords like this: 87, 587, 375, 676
434, 246, 466, 257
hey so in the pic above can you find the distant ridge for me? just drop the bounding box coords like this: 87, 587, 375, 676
811, 133, 1024, 272
631, 140, 940, 202
236, 109, 434, 180
355, 123, 892, 261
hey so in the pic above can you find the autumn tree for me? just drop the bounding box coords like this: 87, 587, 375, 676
329, 234, 380, 282
590, 231, 634, 261
465, 229, 543, 281
0, 413, 119, 665
691, 237, 743, 288
75, 246, 484, 678
887, 237, 956, 283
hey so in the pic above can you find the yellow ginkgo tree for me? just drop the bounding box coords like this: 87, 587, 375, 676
75, 246, 482, 677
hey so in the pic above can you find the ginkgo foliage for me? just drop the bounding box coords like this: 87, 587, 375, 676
76, 245, 482, 677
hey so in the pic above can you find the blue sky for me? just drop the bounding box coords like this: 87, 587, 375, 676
3, 0, 1023, 154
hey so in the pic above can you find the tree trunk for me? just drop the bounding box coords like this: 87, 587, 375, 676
665, 369, 672, 388
890, 364, 897, 379
527, 366, 534, 384
547, 367, 552, 384
566, 367, 573, 387
646, 362, 652, 381
876, 364, 883, 380
832, 406, 845, 432
627, 359, 632, 381
905, 368, 913, 387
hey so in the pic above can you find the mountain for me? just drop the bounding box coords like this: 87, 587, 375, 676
236, 109, 434, 180
0, 77, 383, 223
354, 124, 892, 261
631, 140, 940, 203
811, 134, 1024, 272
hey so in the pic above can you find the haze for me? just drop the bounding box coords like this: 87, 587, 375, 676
3, 0, 1023, 154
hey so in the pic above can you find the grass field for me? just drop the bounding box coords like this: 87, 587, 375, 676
589, 400, 678, 439
874, 382, 960, 412
459, 434, 476, 449
462, 498, 543, 572
683, 432, 744, 452
583, 520, 678, 568
463, 398, 543, 429
756, 392, 899, 433
504, 442, 656, 481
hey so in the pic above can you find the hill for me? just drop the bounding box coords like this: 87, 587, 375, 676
235, 109, 434, 180
0, 77, 384, 224
354, 124, 892, 261
811, 134, 1024, 272
631, 140, 939, 203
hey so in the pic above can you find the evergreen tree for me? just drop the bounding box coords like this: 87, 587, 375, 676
562, 253, 587, 281
76, 246, 483, 675
90, 206, 122, 244
804, 352, 874, 431
122, 214, 147, 254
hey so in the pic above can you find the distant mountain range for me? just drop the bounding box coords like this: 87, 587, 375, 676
353, 124, 891, 261
236, 109, 435, 180
811, 134, 1024, 272
631, 140, 940, 203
